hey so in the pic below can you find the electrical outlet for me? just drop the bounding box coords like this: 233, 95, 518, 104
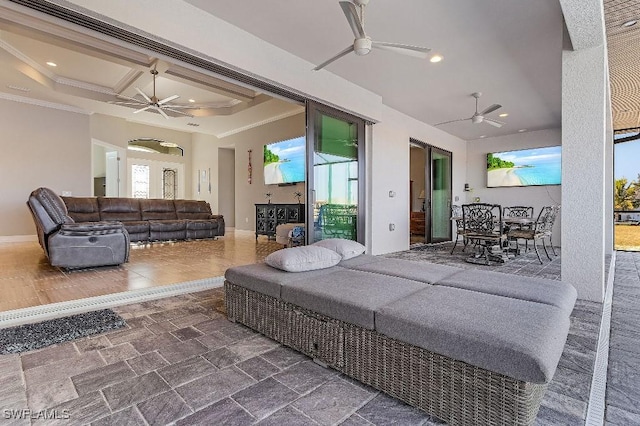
454, 196, 459, 202
245, 217, 249, 223
388, 190, 396, 198
389, 223, 395, 231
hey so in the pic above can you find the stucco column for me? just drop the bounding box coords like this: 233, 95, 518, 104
561, 43, 608, 302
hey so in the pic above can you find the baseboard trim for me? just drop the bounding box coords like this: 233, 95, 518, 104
585, 251, 615, 425
0, 276, 224, 328
0, 235, 37, 243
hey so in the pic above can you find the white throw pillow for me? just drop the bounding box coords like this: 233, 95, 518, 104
312, 238, 366, 260
265, 246, 341, 272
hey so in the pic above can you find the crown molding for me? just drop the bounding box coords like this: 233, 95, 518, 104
0, 91, 89, 114
216, 107, 304, 138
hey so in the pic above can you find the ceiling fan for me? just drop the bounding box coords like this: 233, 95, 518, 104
109, 66, 194, 119
435, 92, 505, 128
313, 0, 431, 71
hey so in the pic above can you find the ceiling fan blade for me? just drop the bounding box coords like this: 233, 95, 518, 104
483, 118, 504, 128
108, 101, 146, 106
480, 104, 502, 115
135, 87, 152, 103
133, 106, 152, 114
155, 107, 169, 119
313, 45, 355, 71
372, 41, 430, 58
158, 94, 179, 105
163, 108, 195, 118
339, 1, 365, 38
434, 118, 471, 127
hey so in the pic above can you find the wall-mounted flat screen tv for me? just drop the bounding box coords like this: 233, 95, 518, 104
487, 146, 561, 187
264, 136, 306, 185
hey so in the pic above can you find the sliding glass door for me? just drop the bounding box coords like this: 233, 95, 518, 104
306, 102, 365, 244
430, 147, 452, 242
411, 139, 452, 243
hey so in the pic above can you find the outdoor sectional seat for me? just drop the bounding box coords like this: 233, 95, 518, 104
224, 253, 577, 426
61, 195, 224, 242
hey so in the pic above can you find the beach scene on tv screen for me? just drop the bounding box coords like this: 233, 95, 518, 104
487, 146, 561, 187
263, 136, 305, 184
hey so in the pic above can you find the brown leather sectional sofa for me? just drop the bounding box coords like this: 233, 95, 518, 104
62, 196, 225, 243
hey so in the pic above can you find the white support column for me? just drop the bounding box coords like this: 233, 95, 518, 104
559, 0, 610, 302
561, 44, 608, 302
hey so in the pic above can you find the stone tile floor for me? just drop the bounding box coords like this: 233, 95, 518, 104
605, 251, 640, 425
0, 245, 606, 425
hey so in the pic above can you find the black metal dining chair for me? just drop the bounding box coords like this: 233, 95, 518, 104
450, 204, 468, 254
462, 203, 506, 265
506, 205, 559, 264
503, 206, 535, 252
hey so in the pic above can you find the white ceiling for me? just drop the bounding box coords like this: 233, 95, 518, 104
185, 0, 564, 140
0, 24, 304, 140
0, 1, 565, 142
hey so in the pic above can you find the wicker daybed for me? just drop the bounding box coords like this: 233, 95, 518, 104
224, 251, 577, 426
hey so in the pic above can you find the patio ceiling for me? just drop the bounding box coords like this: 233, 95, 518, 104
604, 0, 640, 132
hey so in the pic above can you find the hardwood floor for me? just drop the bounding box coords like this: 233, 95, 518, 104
0, 230, 282, 313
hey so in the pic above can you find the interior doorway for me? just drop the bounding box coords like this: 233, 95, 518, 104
409, 139, 452, 244
91, 140, 125, 197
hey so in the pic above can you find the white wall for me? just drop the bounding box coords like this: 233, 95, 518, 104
91, 114, 193, 198
228, 113, 306, 231
0, 99, 91, 236
218, 148, 236, 227
92, 144, 106, 178
465, 128, 562, 245
369, 106, 467, 255
191, 133, 220, 211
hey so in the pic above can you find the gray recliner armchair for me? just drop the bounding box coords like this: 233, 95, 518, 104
27, 187, 130, 269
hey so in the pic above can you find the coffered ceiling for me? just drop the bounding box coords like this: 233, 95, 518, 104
0, 15, 304, 139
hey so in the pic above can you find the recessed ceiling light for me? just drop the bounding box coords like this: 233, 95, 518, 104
46, 61, 57, 67
429, 55, 443, 63
622, 20, 637, 28
498, 113, 509, 118
188, 99, 195, 103
518, 129, 527, 133
479, 135, 487, 138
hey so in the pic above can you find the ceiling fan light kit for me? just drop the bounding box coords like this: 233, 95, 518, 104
313, 0, 431, 70
435, 92, 506, 129
109, 66, 196, 119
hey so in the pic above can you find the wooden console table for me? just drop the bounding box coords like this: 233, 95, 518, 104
255, 203, 305, 239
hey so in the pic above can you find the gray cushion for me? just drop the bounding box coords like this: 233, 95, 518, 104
347, 257, 462, 284
436, 269, 577, 314
224, 263, 345, 299
376, 286, 570, 383
338, 254, 383, 268
281, 270, 428, 329
265, 246, 341, 272
312, 238, 366, 260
